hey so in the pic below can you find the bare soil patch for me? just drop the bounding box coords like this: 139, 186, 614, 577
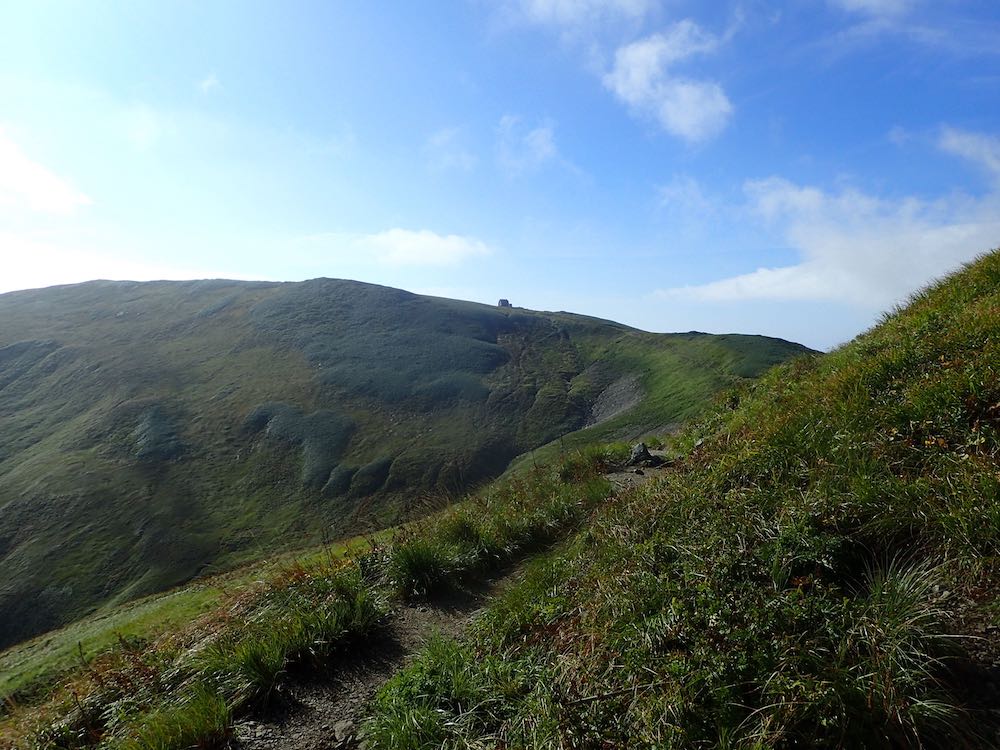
232, 584, 496, 750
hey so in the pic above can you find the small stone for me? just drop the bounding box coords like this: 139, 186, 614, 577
334, 719, 355, 741
628, 442, 653, 465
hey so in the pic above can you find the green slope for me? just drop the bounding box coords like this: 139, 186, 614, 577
0, 278, 808, 650
366, 250, 1000, 748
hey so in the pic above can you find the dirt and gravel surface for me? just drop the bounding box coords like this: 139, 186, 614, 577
231, 584, 499, 750
604, 448, 673, 492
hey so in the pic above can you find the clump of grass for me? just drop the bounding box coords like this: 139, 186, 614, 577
388, 537, 468, 598
197, 633, 286, 712
363, 636, 550, 749
386, 472, 610, 599
848, 560, 961, 740
197, 566, 384, 710
557, 442, 629, 482
112, 686, 230, 750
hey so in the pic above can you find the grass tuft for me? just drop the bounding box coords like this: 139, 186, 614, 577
113, 686, 230, 750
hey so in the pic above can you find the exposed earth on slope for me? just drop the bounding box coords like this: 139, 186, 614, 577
233, 587, 494, 750
585, 374, 643, 427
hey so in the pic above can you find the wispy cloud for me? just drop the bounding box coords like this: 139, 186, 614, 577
424, 127, 478, 172
887, 124, 911, 146
660, 128, 1000, 309
198, 73, 221, 94
508, 0, 652, 29
0, 129, 91, 215
828, 0, 913, 18
820, 2, 1000, 59
363, 229, 492, 266
602, 20, 732, 142
122, 104, 169, 151
939, 127, 1000, 180
298, 229, 493, 267
0, 231, 251, 293
496, 115, 558, 176
658, 174, 715, 217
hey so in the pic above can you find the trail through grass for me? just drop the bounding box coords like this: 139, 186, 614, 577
2, 452, 619, 750
362, 251, 1000, 749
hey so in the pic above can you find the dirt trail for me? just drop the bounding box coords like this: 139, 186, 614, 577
232, 584, 497, 750
233, 457, 665, 750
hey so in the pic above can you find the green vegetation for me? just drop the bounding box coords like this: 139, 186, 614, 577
17, 559, 384, 750
0, 277, 805, 649
0, 457, 613, 749
12, 249, 1000, 747
0, 536, 369, 704
387, 472, 609, 597
362, 251, 1000, 747
194, 569, 383, 712
0, 587, 222, 705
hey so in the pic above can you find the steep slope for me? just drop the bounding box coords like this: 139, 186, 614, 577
366, 251, 1000, 748
0, 278, 808, 649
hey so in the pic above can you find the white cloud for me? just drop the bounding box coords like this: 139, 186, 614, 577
295, 229, 494, 268
424, 127, 478, 172
496, 115, 558, 175
603, 21, 732, 142
0, 129, 91, 215
661, 162, 1000, 309
362, 229, 492, 266
829, 0, 913, 17
513, 0, 651, 27
0, 231, 249, 294
198, 73, 221, 94
658, 174, 715, 217
939, 127, 1000, 179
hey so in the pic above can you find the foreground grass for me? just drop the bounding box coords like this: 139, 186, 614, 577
2, 459, 614, 750
0, 537, 371, 705
363, 251, 1000, 748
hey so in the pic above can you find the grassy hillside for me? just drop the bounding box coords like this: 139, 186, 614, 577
364, 251, 1000, 747
0, 533, 374, 703
0, 456, 618, 749
0, 278, 807, 650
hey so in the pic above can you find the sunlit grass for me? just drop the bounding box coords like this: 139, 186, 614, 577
363, 250, 1000, 749
3, 456, 613, 749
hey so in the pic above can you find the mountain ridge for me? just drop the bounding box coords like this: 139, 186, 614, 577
0, 277, 810, 649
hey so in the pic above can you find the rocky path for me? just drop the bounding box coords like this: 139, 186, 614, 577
231, 585, 497, 750
604, 446, 673, 492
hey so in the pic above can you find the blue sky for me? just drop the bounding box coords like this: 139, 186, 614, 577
1, 1, 999, 349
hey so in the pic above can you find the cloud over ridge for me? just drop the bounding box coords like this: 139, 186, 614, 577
0, 129, 91, 215
603, 20, 733, 142
295, 229, 494, 268
661, 130, 1000, 310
